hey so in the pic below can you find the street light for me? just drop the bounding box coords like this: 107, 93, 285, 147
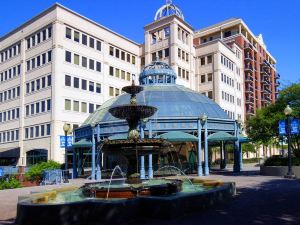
63, 123, 70, 171
284, 105, 295, 178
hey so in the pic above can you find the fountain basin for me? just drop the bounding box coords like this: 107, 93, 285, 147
16, 180, 235, 225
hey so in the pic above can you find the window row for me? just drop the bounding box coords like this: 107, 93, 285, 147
237, 98, 242, 107
178, 67, 189, 80
26, 50, 52, 71
26, 26, 52, 50
64, 99, 100, 114
0, 129, 19, 143
221, 55, 234, 71
0, 108, 20, 123
199, 73, 213, 84
109, 46, 136, 65
199, 55, 212, 66
25, 99, 51, 117
0, 86, 20, 103
0, 42, 21, 63
178, 48, 189, 63
177, 27, 189, 45
109, 86, 121, 97
236, 82, 241, 91
65, 75, 101, 94
221, 91, 235, 104
25, 123, 51, 139
109, 66, 133, 81
224, 109, 235, 120
151, 26, 170, 44
151, 48, 169, 61
65, 27, 101, 51
201, 91, 213, 100
65, 51, 101, 72
0, 64, 21, 84
26, 74, 51, 94
221, 73, 234, 87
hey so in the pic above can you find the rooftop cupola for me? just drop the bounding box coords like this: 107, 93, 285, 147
154, 0, 184, 21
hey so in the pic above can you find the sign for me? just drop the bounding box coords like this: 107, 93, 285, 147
291, 119, 299, 135
60, 136, 73, 148
278, 120, 286, 135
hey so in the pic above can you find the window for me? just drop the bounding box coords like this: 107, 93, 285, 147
73, 101, 79, 112
207, 73, 213, 82
35, 126, 39, 137
25, 128, 29, 139
42, 53, 46, 64
82, 79, 87, 90
74, 31, 80, 42
201, 57, 205, 66
96, 41, 101, 51
89, 81, 94, 92
109, 46, 114, 56
65, 99, 71, 110
30, 127, 34, 138
37, 56, 41, 67
31, 81, 35, 92
201, 75, 205, 83
26, 83, 30, 93
36, 79, 40, 90
96, 62, 101, 72
74, 54, 79, 65
89, 103, 94, 113
207, 55, 212, 64
65, 75, 71, 86
89, 59, 94, 70
164, 26, 170, 38
109, 66, 114, 76
115, 68, 120, 78
96, 83, 101, 93
121, 70, 125, 80
48, 27, 52, 38
127, 53, 130, 63
41, 101, 45, 112
115, 49, 120, 58
152, 53, 156, 61
82, 56, 87, 68
47, 75, 51, 86
65, 51, 71, 62
109, 87, 114, 96
31, 58, 35, 69
208, 91, 213, 99
37, 33, 41, 44
115, 88, 120, 96
41, 125, 45, 136
82, 34, 87, 45
81, 102, 87, 113
121, 51, 125, 60
42, 77, 46, 88
158, 51, 163, 59
126, 72, 131, 81
36, 102, 40, 114
66, 28, 72, 39
74, 77, 79, 88
89, 37, 94, 48
164, 48, 169, 57
46, 124, 51, 135
132, 56, 136, 65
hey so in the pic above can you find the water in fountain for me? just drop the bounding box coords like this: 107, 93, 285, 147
106, 165, 125, 200
154, 165, 195, 189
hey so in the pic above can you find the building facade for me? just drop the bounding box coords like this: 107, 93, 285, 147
0, 2, 278, 166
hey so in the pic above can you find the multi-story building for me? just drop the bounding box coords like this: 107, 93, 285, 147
0, 2, 278, 166
194, 18, 279, 118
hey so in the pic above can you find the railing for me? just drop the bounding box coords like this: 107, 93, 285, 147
245, 65, 253, 72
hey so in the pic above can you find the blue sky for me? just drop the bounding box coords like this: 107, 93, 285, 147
1, 0, 299, 84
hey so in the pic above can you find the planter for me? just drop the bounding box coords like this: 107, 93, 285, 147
260, 166, 300, 177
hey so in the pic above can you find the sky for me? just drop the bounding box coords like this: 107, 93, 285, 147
1, 0, 299, 84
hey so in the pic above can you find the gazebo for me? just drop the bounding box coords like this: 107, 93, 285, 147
74, 61, 244, 180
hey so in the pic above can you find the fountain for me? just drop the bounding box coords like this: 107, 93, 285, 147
16, 81, 236, 225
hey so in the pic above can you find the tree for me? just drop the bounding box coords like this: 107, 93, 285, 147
242, 143, 256, 158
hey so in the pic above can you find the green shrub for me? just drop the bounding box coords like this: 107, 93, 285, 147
264, 155, 300, 166
26, 160, 61, 182
0, 176, 21, 190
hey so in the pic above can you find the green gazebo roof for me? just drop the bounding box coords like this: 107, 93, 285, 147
207, 131, 237, 142
72, 139, 92, 148
155, 131, 198, 142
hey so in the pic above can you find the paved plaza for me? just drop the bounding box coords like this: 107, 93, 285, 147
0, 166, 300, 225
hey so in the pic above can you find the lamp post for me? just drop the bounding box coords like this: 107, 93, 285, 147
284, 105, 295, 178
200, 114, 208, 175
63, 123, 70, 171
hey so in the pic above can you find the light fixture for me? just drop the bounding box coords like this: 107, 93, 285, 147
284, 105, 292, 116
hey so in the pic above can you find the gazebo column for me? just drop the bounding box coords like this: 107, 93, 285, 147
204, 120, 209, 175
233, 121, 241, 172
239, 142, 243, 170
223, 142, 227, 169
140, 123, 146, 179
220, 141, 224, 169
72, 133, 77, 179
96, 124, 102, 181
148, 120, 153, 178
197, 118, 203, 176
91, 130, 96, 180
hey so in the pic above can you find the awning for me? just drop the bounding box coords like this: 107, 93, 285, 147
239, 135, 251, 143
208, 131, 238, 142
155, 131, 198, 142
72, 139, 92, 148
0, 147, 20, 158
108, 133, 128, 140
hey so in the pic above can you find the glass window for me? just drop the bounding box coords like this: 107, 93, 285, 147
126, 72, 131, 81
109, 46, 114, 56
37, 33, 41, 44
89, 59, 94, 70
201, 75, 205, 83
81, 79, 87, 90
66, 28, 72, 39
158, 50, 163, 59
89, 37, 94, 48
26, 83, 30, 93
73, 101, 79, 112
74, 54, 79, 65
109, 87, 114, 96
47, 99, 51, 111
74, 31, 80, 42
65, 75, 71, 86
207, 73, 213, 82
30, 127, 34, 138
31, 104, 34, 114
81, 102, 87, 113
82, 56, 87, 68
96, 83, 101, 93
109, 66, 114, 76
42, 77, 46, 88
47, 75, 51, 86
127, 53, 130, 63
96, 62, 101, 72
35, 126, 39, 137
132, 56, 136, 65
48, 27, 52, 38
37, 55, 41, 67
115, 88, 120, 96
96, 41, 101, 51
89, 103, 94, 113
16, 130, 19, 140
115, 68, 120, 78
41, 101, 45, 112
121, 51, 125, 60
42, 53, 46, 64
164, 26, 170, 38
115, 49, 120, 58
36, 102, 40, 114
74, 77, 79, 88
46, 124, 51, 135
82, 34, 87, 45
41, 125, 45, 136
89, 81, 94, 92
164, 48, 169, 57
201, 57, 205, 65
207, 55, 212, 64
36, 79, 40, 90
31, 58, 35, 69
65, 51, 71, 62
31, 81, 35, 92
65, 99, 71, 110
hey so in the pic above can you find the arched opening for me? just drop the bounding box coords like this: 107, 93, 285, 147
26, 149, 48, 166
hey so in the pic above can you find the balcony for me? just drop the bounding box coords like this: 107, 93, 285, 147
246, 97, 254, 104
261, 60, 271, 69
246, 109, 255, 115
261, 78, 271, 85
261, 69, 270, 76
244, 43, 253, 51
275, 81, 280, 86
276, 73, 281, 79
245, 86, 254, 93
245, 76, 254, 82
245, 65, 253, 72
